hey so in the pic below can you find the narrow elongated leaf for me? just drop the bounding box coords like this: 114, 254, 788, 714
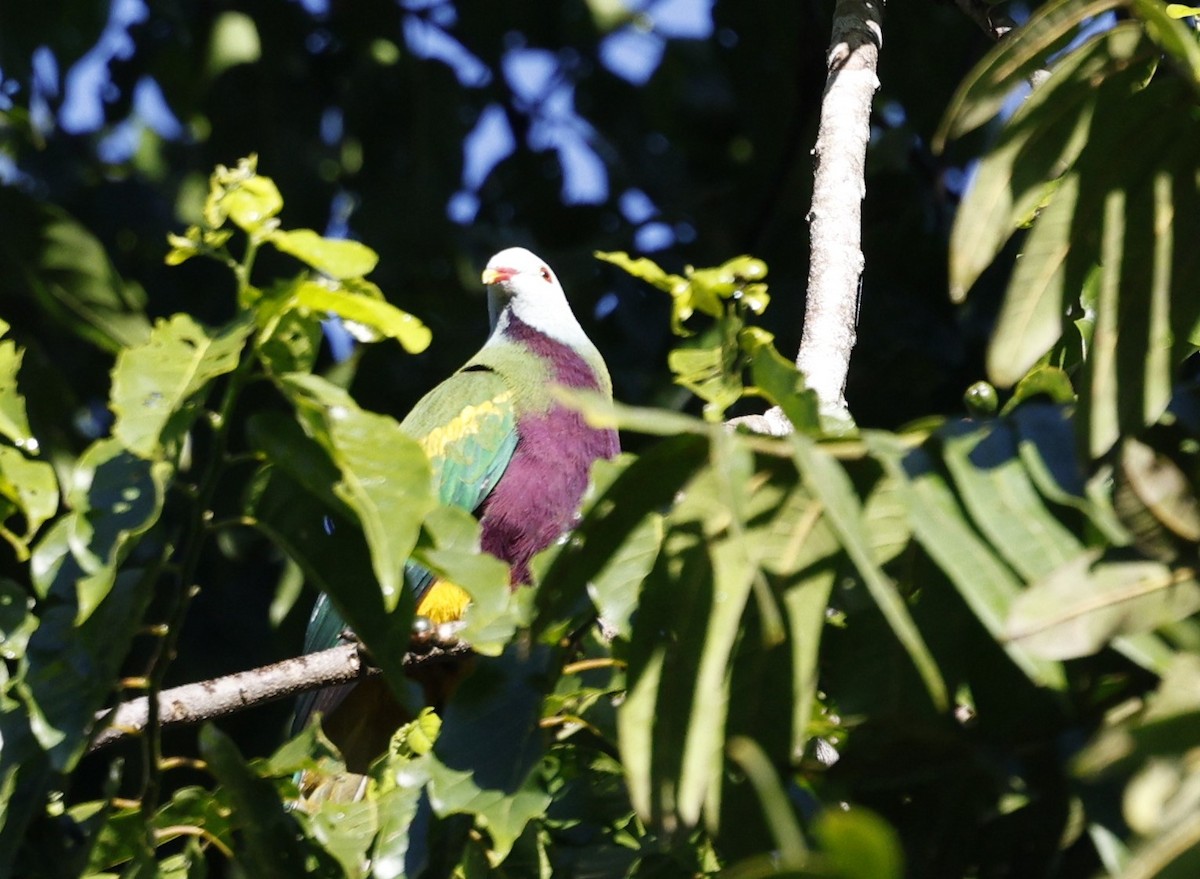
939, 420, 1081, 581
866, 431, 1066, 689
794, 436, 948, 711
283, 373, 435, 611
726, 737, 807, 866
110, 314, 252, 459
936, 0, 1124, 144
949, 27, 1137, 300
986, 171, 1081, 386
1007, 550, 1200, 659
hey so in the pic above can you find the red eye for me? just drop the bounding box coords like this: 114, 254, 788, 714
540, 267, 553, 283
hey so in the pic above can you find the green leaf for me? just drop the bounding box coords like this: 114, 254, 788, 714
110, 314, 252, 459
1136, 0, 1200, 83
948, 26, 1139, 300
936, 0, 1125, 145
245, 422, 414, 694
414, 504, 521, 654
0, 446, 58, 556
30, 439, 169, 618
0, 579, 34, 661
293, 280, 432, 353
794, 435, 948, 711
866, 431, 1066, 689
200, 725, 335, 878
668, 340, 743, 420
0, 334, 37, 452
1077, 92, 1200, 457
282, 373, 436, 611
269, 229, 379, 279
0, 188, 150, 353
740, 326, 820, 432
21, 563, 158, 768
726, 737, 807, 866
815, 807, 904, 879
1006, 550, 1200, 659
938, 420, 1082, 581
428, 645, 554, 862
204, 156, 283, 233
534, 434, 709, 642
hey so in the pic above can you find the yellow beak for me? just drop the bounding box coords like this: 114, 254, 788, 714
481, 267, 512, 285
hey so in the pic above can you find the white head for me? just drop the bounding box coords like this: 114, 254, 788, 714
481, 247, 592, 349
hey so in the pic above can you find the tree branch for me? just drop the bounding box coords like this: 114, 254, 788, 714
89, 640, 472, 753
796, 0, 885, 421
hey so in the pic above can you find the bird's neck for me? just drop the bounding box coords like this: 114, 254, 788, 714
489, 289, 593, 352
492, 311, 611, 393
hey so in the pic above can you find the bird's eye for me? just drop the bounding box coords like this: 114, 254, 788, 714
540, 267, 553, 283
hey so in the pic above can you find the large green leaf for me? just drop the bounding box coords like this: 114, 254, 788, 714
939, 420, 1081, 581
1007, 550, 1200, 659
794, 435, 948, 711
245, 420, 414, 696
110, 314, 252, 459
428, 645, 554, 862
282, 373, 436, 612
866, 431, 1066, 689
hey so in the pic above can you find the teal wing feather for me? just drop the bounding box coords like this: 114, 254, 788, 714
294, 366, 518, 730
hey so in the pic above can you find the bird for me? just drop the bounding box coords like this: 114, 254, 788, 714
294, 247, 619, 793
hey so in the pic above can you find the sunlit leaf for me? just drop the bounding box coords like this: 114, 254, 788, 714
0, 446, 58, 556
269, 229, 380, 279
936, 0, 1126, 145
110, 314, 252, 459
794, 435, 948, 711
939, 420, 1082, 581
866, 431, 1066, 689
293, 280, 431, 353
1007, 550, 1200, 659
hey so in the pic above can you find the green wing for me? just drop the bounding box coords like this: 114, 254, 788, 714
401, 367, 518, 515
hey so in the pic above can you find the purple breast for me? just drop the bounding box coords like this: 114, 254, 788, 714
478, 317, 619, 584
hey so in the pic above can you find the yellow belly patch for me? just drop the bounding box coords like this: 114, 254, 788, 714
416, 580, 473, 624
